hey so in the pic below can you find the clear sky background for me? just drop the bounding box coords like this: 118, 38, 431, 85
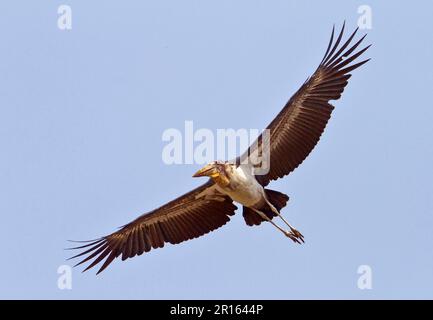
1, 1, 432, 299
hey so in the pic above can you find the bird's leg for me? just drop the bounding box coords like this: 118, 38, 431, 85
250, 208, 302, 244
264, 199, 304, 243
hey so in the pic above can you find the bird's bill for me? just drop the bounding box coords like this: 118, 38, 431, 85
192, 164, 219, 178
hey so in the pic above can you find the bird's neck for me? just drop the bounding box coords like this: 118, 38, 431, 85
211, 174, 230, 188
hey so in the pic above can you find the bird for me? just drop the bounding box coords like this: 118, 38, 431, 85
68, 23, 370, 274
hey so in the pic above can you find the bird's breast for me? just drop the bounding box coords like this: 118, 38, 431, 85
216, 166, 265, 207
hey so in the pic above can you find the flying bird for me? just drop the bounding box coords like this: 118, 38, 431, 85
69, 23, 370, 274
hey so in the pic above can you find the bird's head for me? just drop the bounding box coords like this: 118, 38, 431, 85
192, 161, 234, 186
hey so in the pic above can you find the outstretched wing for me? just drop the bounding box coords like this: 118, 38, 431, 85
240, 23, 370, 186
68, 180, 237, 274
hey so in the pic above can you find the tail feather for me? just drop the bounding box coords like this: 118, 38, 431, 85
243, 189, 289, 227
265, 189, 289, 212
243, 207, 263, 226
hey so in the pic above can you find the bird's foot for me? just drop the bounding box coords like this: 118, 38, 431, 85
291, 228, 304, 243
284, 228, 304, 244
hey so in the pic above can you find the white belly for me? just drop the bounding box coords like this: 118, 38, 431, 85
216, 165, 265, 207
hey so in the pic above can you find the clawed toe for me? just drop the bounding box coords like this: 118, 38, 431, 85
285, 231, 304, 244
283, 227, 305, 244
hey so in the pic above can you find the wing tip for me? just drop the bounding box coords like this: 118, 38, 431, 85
322, 21, 370, 68
66, 237, 114, 274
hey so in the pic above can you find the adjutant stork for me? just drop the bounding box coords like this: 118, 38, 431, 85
69, 23, 370, 274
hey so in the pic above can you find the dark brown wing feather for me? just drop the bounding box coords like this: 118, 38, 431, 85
240, 23, 370, 186
68, 180, 237, 274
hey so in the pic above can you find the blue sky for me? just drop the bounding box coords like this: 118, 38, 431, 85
1, 1, 433, 299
